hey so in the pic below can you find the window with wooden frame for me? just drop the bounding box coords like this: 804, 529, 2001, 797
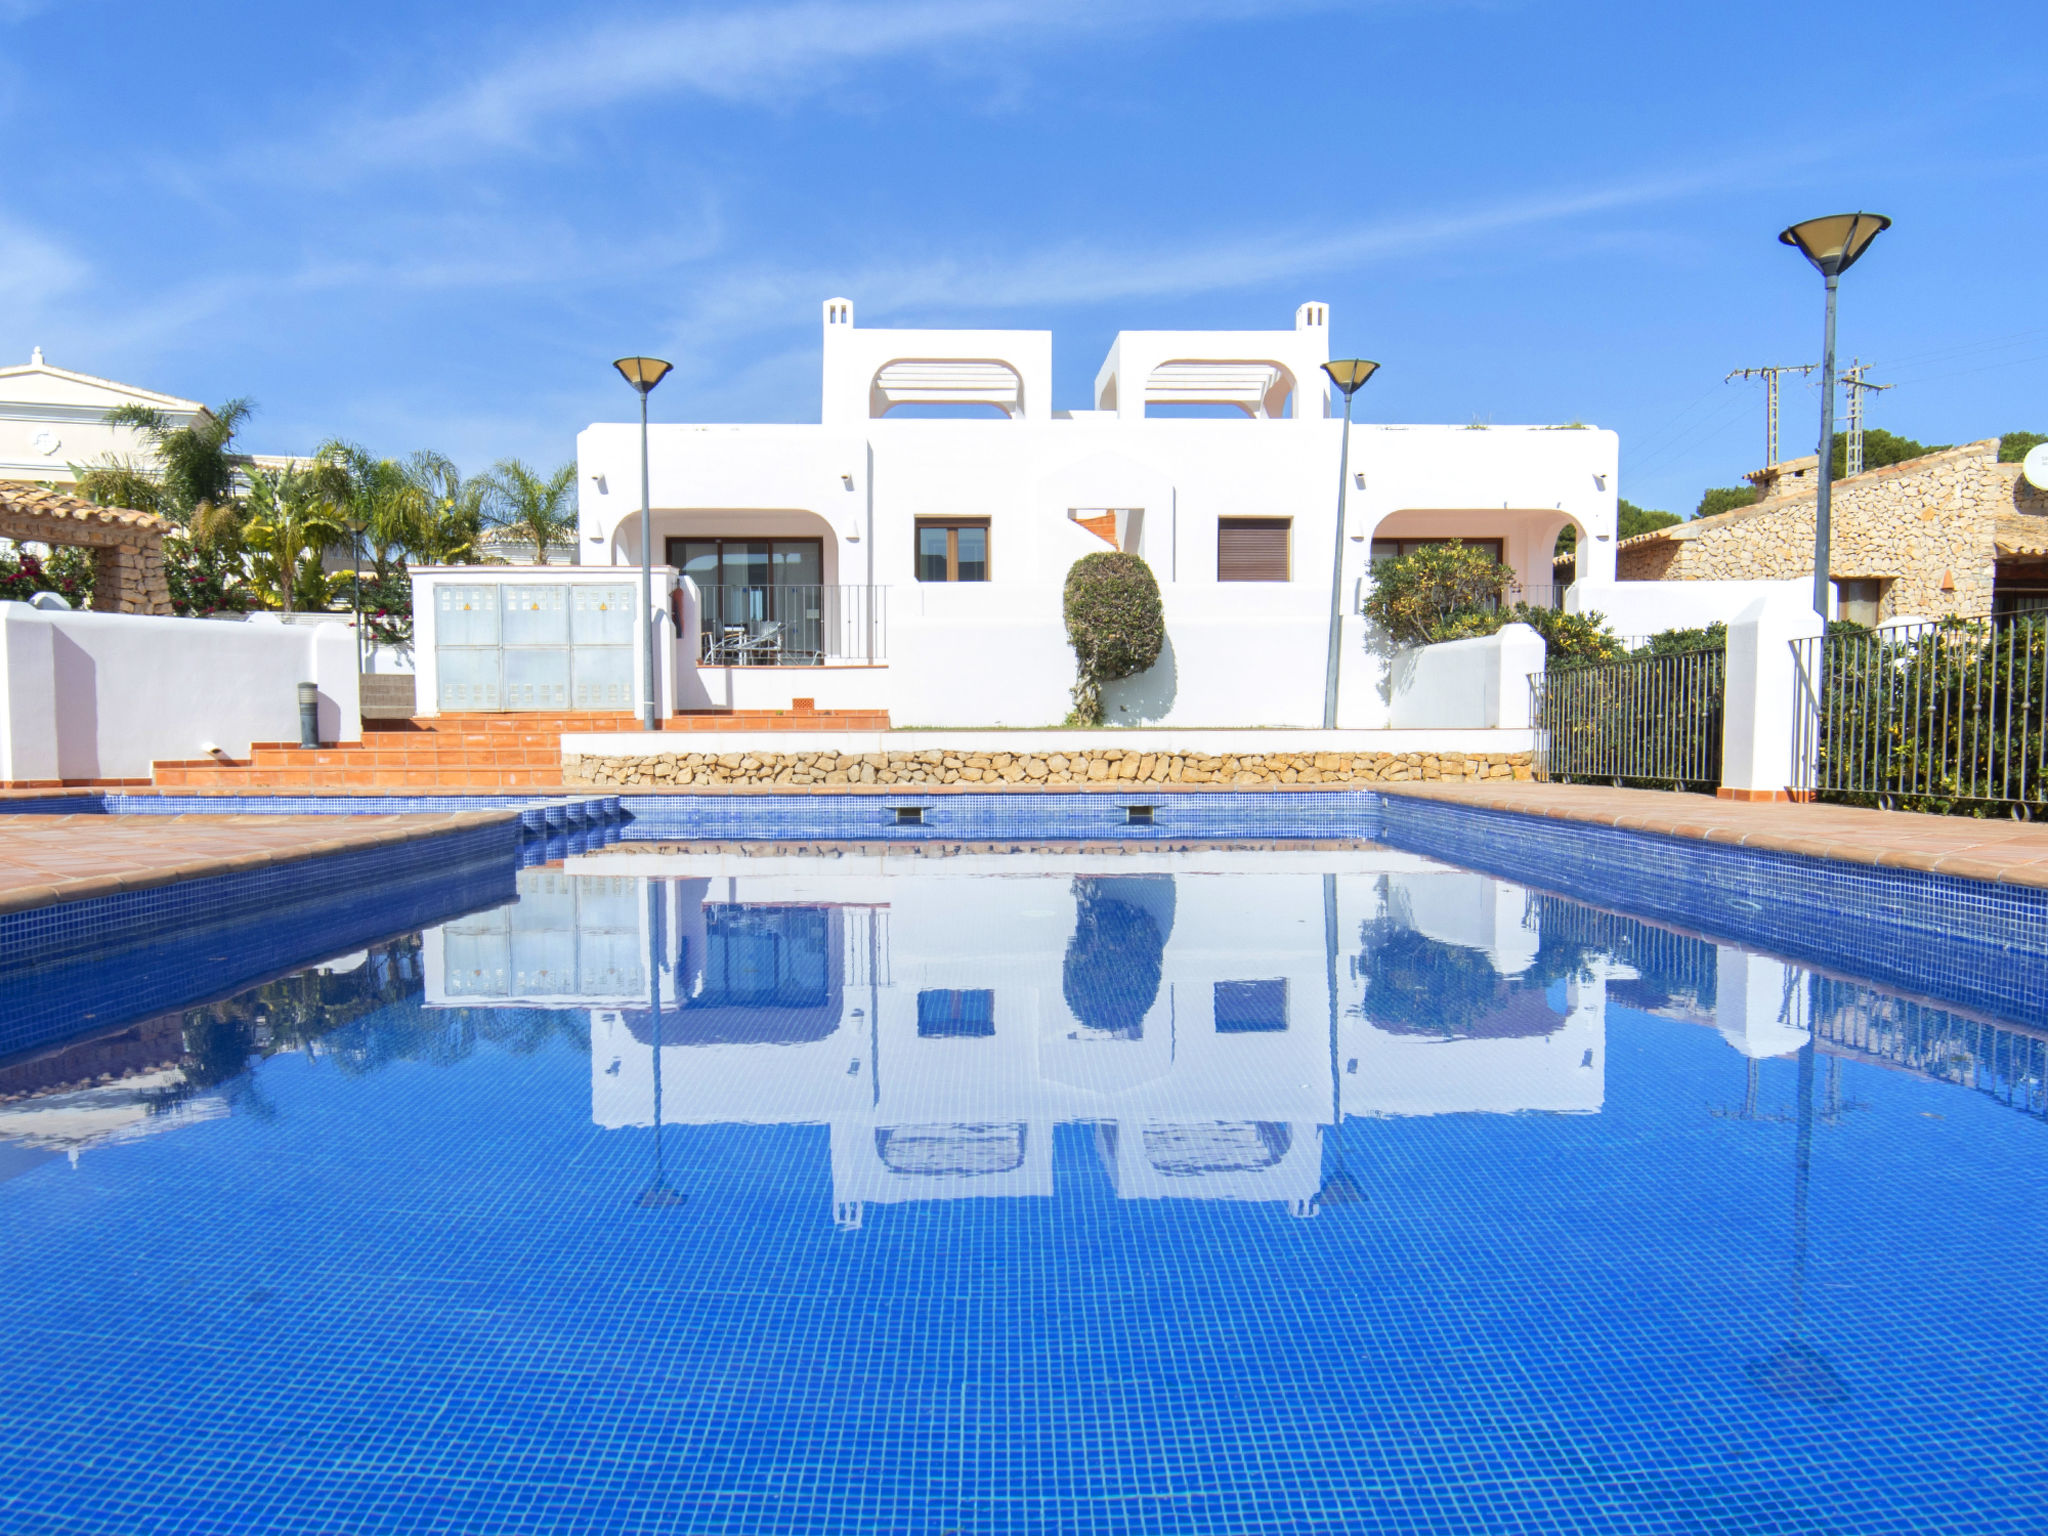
1369, 536, 1505, 566
915, 519, 990, 582
1217, 518, 1291, 582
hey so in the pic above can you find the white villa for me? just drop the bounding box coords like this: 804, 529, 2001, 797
565, 300, 1619, 729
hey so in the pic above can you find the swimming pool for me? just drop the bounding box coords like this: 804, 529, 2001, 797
2, 827, 2045, 1533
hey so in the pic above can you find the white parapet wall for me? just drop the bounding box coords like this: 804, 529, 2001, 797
1385, 624, 1547, 730
1564, 578, 1810, 640
0, 603, 359, 783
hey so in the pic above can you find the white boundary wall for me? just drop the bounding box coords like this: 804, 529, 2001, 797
0, 603, 359, 781
1565, 578, 1809, 639
1385, 625, 1546, 730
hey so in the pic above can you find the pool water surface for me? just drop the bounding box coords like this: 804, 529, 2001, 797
2, 843, 2045, 1534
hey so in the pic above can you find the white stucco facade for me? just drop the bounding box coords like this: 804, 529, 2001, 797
575, 300, 1617, 729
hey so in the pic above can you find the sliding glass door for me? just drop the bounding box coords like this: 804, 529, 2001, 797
667, 538, 824, 664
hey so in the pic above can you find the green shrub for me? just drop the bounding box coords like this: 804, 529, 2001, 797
1810, 615, 2046, 815
1062, 551, 1164, 725
1361, 541, 1515, 647
1511, 605, 1630, 669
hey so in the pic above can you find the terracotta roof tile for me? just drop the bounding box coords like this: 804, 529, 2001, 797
0, 485, 170, 535
1995, 514, 2048, 559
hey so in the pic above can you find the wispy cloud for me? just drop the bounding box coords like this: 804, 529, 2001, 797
668, 149, 1820, 339
283, 0, 1361, 176
0, 211, 86, 322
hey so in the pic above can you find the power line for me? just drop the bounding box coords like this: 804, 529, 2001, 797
1725, 363, 1819, 467
1839, 360, 1893, 476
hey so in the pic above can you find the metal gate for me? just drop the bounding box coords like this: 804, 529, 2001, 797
435, 581, 637, 713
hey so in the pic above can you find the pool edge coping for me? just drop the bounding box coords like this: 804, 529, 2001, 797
0, 810, 520, 919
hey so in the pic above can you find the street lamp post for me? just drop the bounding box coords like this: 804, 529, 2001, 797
1777, 213, 1889, 620
613, 356, 675, 731
1318, 359, 1380, 730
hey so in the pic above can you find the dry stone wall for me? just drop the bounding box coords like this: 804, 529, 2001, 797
564, 746, 1534, 790
1617, 441, 2040, 619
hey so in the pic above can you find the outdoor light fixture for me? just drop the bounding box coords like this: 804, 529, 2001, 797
1319, 358, 1380, 730
613, 356, 674, 730
1777, 213, 1889, 617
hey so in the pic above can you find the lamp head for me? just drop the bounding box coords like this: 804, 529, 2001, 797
1778, 213, 1890, 278
613, 356, 674, 394
1322, 358, 1381, 396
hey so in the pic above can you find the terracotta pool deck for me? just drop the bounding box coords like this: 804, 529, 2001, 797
0, 811, 513, 918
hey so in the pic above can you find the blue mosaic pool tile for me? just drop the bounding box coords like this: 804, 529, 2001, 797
0, 855, 515, 1065
617, 789, 1384, 843
1377, 795, 2048, 1028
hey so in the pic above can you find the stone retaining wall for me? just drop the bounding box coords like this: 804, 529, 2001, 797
564, 747, 1535, 789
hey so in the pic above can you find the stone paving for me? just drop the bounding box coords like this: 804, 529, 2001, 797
1377, 780, 2048, 890
0, 812, 512, 917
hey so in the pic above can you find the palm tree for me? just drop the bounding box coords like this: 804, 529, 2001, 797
483, 459, 578, 564
402, 450, 486, 566
76, 400, 254, 538
314, 440, 428, 579
243, 464, 346, 613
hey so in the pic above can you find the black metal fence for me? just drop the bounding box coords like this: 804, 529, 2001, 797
1790, 615, 2047, 814
694, 583, 886, 666
1532, 648, 1726, 792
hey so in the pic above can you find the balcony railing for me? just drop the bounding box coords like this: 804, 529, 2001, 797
696, 583, 886, 666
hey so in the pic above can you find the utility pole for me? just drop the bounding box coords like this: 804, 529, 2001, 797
1726, 363, 1819, 467
1839, 360, 1892, 476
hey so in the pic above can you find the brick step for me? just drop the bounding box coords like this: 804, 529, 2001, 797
247, 748, 562, 769
152, 765, 575, 791
368, 709, 889, 734
656, 713, 891, 732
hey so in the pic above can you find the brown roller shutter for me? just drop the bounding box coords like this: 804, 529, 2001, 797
1217, 518, 1291, 582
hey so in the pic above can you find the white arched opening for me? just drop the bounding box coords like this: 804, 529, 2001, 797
1143, 359, 1298, 419
869, 358, 1024, 419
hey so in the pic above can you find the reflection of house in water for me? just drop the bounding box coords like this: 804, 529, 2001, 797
418, 853, 2048, 1226
424, 854, 1621, 1225
1343, 872, 1605, 1119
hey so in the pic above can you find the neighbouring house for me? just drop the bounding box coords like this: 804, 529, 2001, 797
1605, 440, 2048, 622
0, 348, 306, 493
550, 299, 1618, 728
0, 349, 211, 489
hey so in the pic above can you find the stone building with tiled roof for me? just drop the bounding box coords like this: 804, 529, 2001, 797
1596, 440, 2047, 622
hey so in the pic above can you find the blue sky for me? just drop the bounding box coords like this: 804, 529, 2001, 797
3, 0, 2041, 515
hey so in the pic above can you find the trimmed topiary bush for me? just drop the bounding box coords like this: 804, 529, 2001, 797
1063, 551, 1164, 725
